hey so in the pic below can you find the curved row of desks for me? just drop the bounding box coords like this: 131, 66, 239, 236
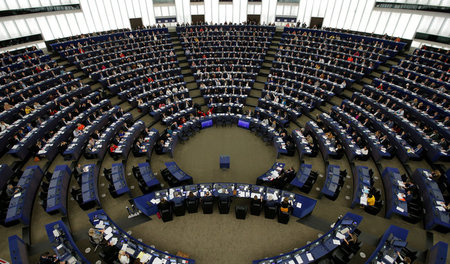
253, 212, 363, 264
88, 209, 194, 264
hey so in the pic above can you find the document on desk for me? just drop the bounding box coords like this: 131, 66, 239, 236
95, 220, 105, 229
110, 237, 118, 245
336, 232, 345, 240
384, 255, 395, 263
295, 254, 303, 264
138, 252, 151, 262
152, 257, 163, 264
104, 226, 112, 234
360, 195, 367, 206
396, 206, 405, 213
126, 247, 135, 255
296, 202, 302, 208
306, 253, 314, 261
121, 244, 128, 251
332, 239, 341, 245
340, 227, 349, 234
104, 232, 113, 241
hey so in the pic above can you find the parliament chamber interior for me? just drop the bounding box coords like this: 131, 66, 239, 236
0, 0, 449, 263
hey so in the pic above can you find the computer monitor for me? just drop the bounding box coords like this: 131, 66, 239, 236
201, 120, 213, 128
392, 240, 407, 248
237, 120, 250, 129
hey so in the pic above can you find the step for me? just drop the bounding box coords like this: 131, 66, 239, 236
250, 89, 262, 97
352, 83, 363, 91
256, 76, 267, 83
190, 89, 202, 97
253, 82, 265, 89
260, 69, 270, 75
74, 71, 85, 78
186, 82, 197, 89
180, 62, 189, 68
193, 97, 204, 106
342, 89, 353, 99
245, 97, 259, 106
262, 62, 272, 68
370, 72, 381, 78
184, 76, 195, 82
181, 69, 191, 75
377, 65, 390, 72
386, 60, 398, 66
361, 77, 372, 85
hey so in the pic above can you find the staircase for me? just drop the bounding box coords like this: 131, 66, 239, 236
169, 31, 204, 108
246, 29, 283, 109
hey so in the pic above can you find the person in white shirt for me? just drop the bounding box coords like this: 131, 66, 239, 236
118, 250, 130, 264
0, 121, 9, 131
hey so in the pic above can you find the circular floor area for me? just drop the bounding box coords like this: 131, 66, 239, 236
173, 126, 278, 184
129, 210, 320, 264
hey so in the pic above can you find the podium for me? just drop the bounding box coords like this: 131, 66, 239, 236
220, 155, 230, 169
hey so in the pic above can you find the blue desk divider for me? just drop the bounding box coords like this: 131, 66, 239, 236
5, 165, 44, 225
253, 212, 363, 263
426, 241, 448, 264
8, 235, 29, 264
45, 220, 90, 264
88, 209, 195, 264
201, 119, 213, 128
366, 225, 409, 264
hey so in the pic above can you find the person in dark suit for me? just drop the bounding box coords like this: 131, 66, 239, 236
158, 198, 171, 211
101, 241, 119, 263
251, 195, 263, 210
39, 252, 58, 264
186, 191, 198, 203
201, 191, 213, 205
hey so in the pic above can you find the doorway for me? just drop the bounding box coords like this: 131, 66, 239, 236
247, 15, 261, 24
130, 18, 143, 30
310, 17, 324, 29
191, 15, 205, 25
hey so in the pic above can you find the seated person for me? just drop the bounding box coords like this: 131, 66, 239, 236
334, 144, 345, 159
109, 144, 118, 154
366, 194, 375, 207
158, 198, 171, 212
154, 140, 164, 155
101, 241, 119, 263
118, 250, 130, 264
265, 194, 277, 208
201, 191, 214, 206
5, 184, 15, 198
344, 230, 358, 245
39, 251, 58, 264
251, 195, 263, 209
88, 228, 104, 244
279, 197, 291, 213
186, 191, 198, 203
396, 251, 412, 264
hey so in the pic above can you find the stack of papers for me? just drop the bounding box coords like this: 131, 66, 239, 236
336, 232, 345, 240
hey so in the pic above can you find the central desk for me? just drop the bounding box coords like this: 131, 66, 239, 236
133, 182, 317, 219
